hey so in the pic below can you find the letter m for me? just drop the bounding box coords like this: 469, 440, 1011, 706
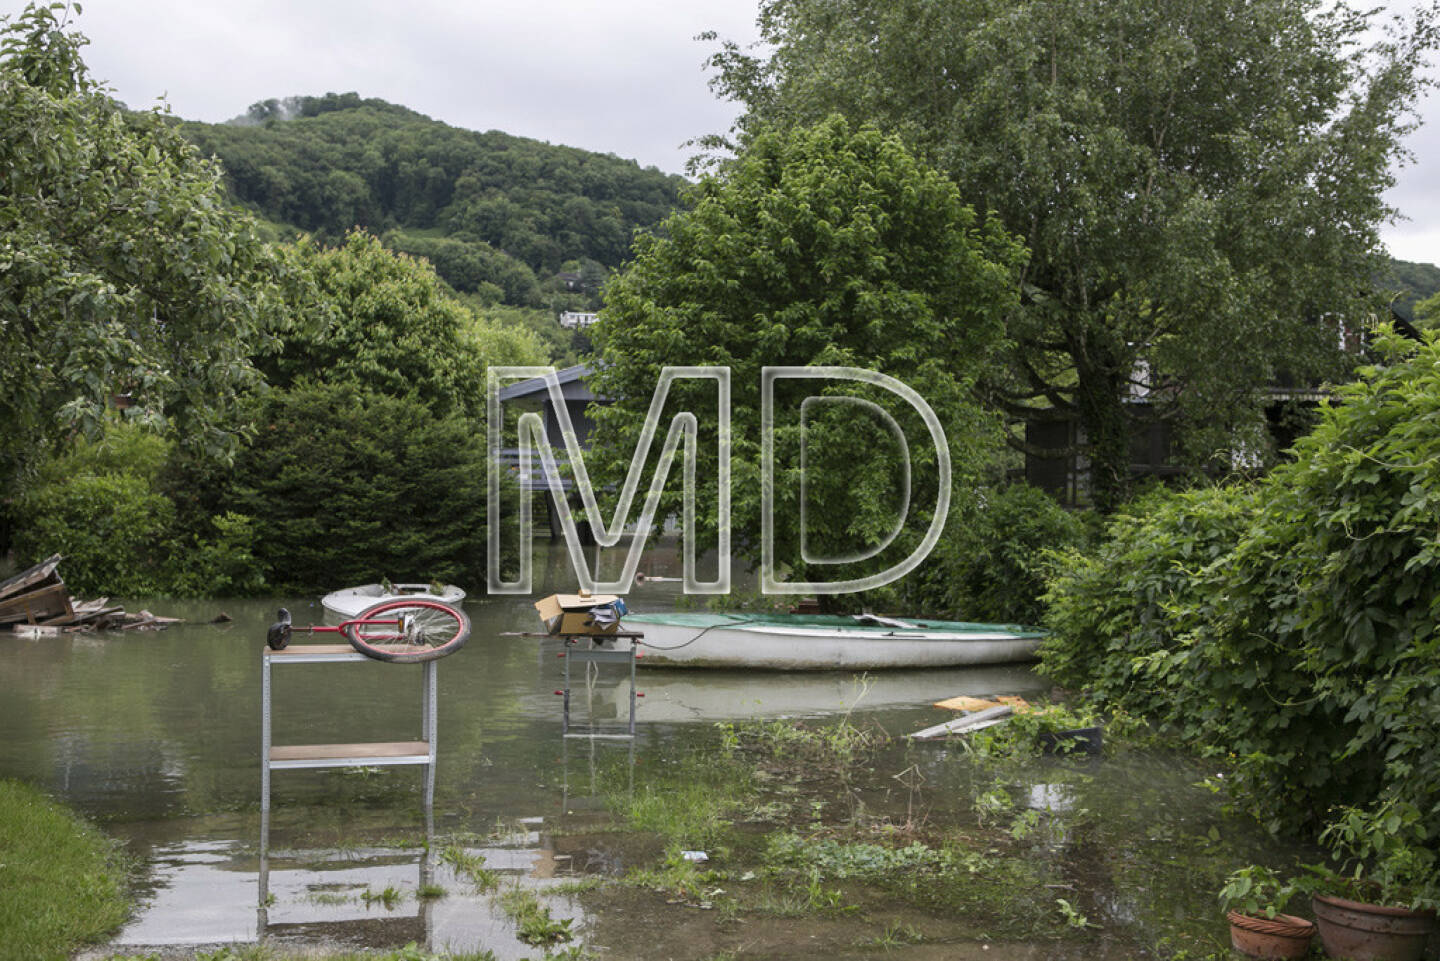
487, 366, 730, 595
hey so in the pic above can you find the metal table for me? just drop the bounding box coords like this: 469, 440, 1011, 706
260, 645, 438, 812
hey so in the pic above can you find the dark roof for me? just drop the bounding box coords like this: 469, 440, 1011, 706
495, 364, 597, 402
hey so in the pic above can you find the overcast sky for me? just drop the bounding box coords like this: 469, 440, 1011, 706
22, 0, 1440, 264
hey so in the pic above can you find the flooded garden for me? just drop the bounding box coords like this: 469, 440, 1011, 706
0, 550, 1310, 961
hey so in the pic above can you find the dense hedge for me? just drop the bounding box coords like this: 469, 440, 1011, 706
1039, 485, 1257, 716
1042, 328, 1440, 842
229, 383, 492, 594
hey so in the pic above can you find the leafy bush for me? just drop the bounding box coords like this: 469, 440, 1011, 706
1040, 328, 1440, 844
1039, 483, 1255, 717
229, 382, 493, 594
13, 422, 269, 597
16, 464, 176, 596
898, 482, 1086, 624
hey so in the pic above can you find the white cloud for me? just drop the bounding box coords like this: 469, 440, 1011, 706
67, 0, 761, 174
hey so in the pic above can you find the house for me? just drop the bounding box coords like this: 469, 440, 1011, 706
494, 364, 603, 539
559, 311, 599, 329
1023, 311, 1424, 504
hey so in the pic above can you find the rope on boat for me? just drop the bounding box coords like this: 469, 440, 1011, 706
634, 614, 752, 651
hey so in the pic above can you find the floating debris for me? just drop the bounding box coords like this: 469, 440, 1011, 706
908, 704, 1014, 740
1, 555, 181, 634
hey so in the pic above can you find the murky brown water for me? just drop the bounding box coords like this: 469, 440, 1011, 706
1, 543, 1304, 958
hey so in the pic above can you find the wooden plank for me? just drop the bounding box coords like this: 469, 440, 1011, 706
995, 695, 1034, 713
933, 695, 1003, 713
0, 554, 62, 602
270, 643, 356, 655
270, 741, 429, 762
0, 583, 72, 624
909, 705, 1013, 740
13, 624, 62, 638
43, 605, 123, 626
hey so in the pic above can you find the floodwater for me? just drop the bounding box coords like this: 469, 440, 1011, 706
0, 544, 1301, 958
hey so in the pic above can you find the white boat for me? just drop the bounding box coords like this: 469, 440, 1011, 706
622, 612, 1044, 670
321, 582, 466, 621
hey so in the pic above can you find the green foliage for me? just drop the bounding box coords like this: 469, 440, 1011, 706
1415, 288, 1440, 330
265, 231, 496, 418
0, 779, 132, 961
0, 4, 289, 503
180, 94, 683, 286
438, 845, 499, 893
497, 888, 573, 946
384, 229, 542, 306
1041, 328, 1440, 851
967, 703, 1103, 758
896, 482, 1085, 623
1382, 258, 1440, 325
228, 383, 493, 594
1302, 799, 1440, 910
1217, 865, 1300, 919
589, 117, 1022, 591
706, 0, 1439, 508
462, 301, 587, 368
165, 511, 268, 597
1040, 485, 1258, 718
12, 421, 266, 596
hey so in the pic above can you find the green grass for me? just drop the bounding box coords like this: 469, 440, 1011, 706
0, 779, 132, 961
607, 752, 754, 850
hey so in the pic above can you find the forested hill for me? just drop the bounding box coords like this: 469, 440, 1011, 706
179, 92, 686, 307
1384, 258, 1440, 323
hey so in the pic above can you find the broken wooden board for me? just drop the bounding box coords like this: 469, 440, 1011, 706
908, 705, 1013, 740
933, 695, 1003, 713
0, 554, 62, 602
0, 582, 72, 625
995, 695, 1034, 713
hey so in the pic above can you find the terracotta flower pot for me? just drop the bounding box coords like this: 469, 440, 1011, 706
1227, 910, 1316, 959
1312, 893, 1437, 961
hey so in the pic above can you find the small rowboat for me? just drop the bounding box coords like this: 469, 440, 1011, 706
622, 612, 1044, 670
321, 583, 465, 621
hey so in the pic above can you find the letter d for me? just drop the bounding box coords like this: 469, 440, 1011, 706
760, 367, 950, 594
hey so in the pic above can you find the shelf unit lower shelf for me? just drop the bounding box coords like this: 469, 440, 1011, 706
261, 644, 437, 810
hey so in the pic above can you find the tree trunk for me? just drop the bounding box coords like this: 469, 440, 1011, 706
1075, 366, 1132, 513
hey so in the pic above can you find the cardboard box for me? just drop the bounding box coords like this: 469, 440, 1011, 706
534, 592, 622, 635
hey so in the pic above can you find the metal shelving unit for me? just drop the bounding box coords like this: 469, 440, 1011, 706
559, 631, 642, 739
260, 644, 438, 812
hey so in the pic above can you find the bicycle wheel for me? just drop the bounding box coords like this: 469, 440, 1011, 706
344, 598, 470, 662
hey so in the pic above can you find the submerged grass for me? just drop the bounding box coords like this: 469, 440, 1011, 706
0, 779, 133, 961
438, 843, 500, 892
497, 886, 575, 945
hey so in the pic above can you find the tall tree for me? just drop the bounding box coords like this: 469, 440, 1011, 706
587, 118, 1022, 594
263, 230, 533, 419
702, 0, 1439, 508
0, 4, 287, 503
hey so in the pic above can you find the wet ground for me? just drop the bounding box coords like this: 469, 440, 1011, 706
0, 555, 1306, 959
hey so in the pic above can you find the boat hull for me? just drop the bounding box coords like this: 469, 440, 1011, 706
625, 614, 1043, 670
321, 583, 466, 621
